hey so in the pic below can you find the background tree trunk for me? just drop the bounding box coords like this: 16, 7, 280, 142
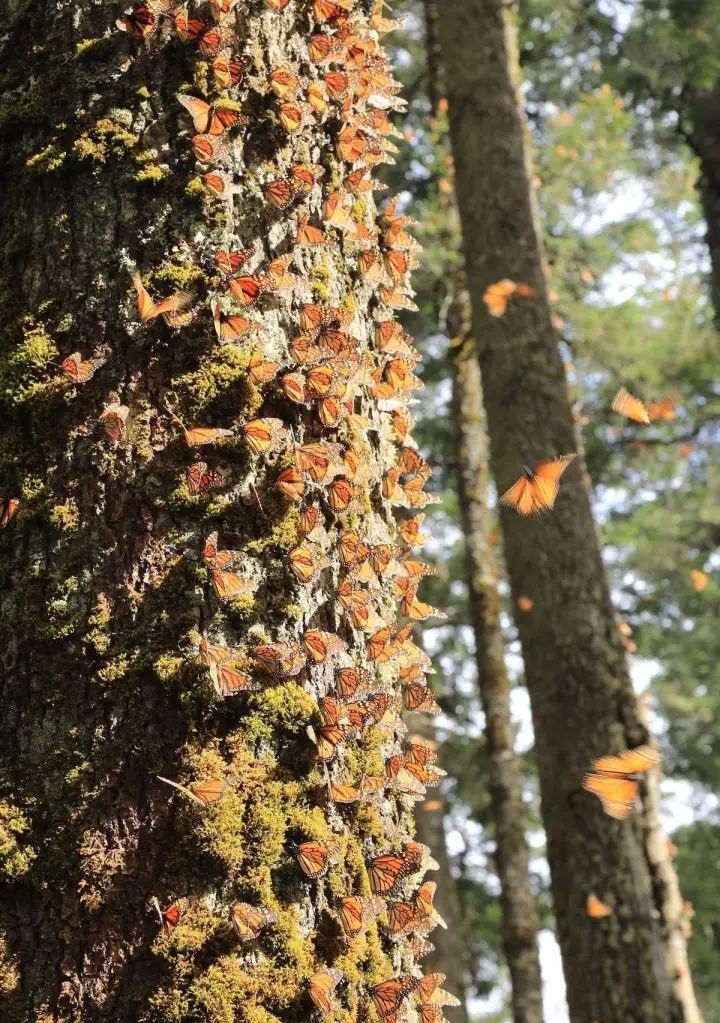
450, 326, 544, 1023
0, 4, 445, 1021
436, 2, 696, 1021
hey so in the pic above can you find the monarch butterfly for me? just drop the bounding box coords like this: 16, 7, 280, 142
215, 248, 253, 276
404, 737, 438, 767
338, 896, 384, 937
403, 683, 440, 715
384, 897, 417, 934
328, 782, 361, 803
253, 642, 305, 680
307, 968, 344, 1012
296, 214, 325, 246
335, 666, 373, 700
412, 881, 447, 930
186, 461, 224, 495
199, 637, 234, 665
415, 973, 461, 1008
183, 425, 234, 447
295, 441, 342, 482
303, 629, 347, 663
289, 543, 328, 584
314, 0, 350, 22
99, 404, 129, 443
203, 172, 228, 198
366, 851, 413, 896
517, 595, 534, 612
299, 505, 324, 537
243, 418, 287, 456
338, 532, 370, 568
295, 839, 340, 879
131, 272, 192, 327
60, 352, 104, 384
586, 893, 612, 918
202, 531, 236, 569
583, 745, 660, 820
499, 454, 576, 516
690, 568, 708, 592
210, 300, 254, 344
369, 976, 419, 1021
116, 1, 168, 37
158, 776, 228, 806
266, 177, 296, 210
308, 718, 352, 762
399, 514, 429, 548
247, 349, 281, 385
647, 396, 678, 422
0, 498, 19, 529
210, 662, 257, 697
161, 901, 184, 933
210, 0, 236, 22
177, 94, 241, 136
276, 466, 306, 502
611, 386, 650, 424
230, 902, 277, 941
211, 569, 256, 601
265, 0, 293, 9
269, 67, 300, 100
174, 7, 207, 43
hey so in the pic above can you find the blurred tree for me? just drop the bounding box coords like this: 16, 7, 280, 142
436, 1, 699, 1021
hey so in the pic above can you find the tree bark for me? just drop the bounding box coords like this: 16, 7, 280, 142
681, 82, 720, 321
436, 3, 697, 1022
0, 4, 447, 1021
450, 327, 544, 1023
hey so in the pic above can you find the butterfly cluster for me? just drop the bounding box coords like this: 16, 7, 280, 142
109, 2, 456, 1020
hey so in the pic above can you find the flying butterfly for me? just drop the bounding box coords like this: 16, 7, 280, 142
611, 386, 650, 425
586, 893, 612, 918
131, 272, 192, 327
583, 745, 660, 820
499, 454, 576, 516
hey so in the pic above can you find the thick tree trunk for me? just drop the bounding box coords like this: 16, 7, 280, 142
683, 83, 720, 320
436, 3, 697, 1022
450, 331, 544, 1023
0, 4, 448, 1022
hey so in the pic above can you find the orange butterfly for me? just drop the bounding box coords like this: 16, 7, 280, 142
210, 661, 258, 697
99, 403, 129, 442
177, 94, 241, 136
243, 418, 287, 456
157, 776, 228, 806
60, 352, 104, 384
210, 300, 254, 344
160, 900, 184, 933
116, 0, 169, 38
289, 542, 329, 584
499, 454, 576, 516
335, 666, 373, 700
276, 466, 306, 502
210, 0, 236, 19
230, 902, 277, 941
253, 642, 305, 680
586, 893, 612, 918
307, 968, 344, 1013
295, 839, 340, 879
611, 386, 650, 424
0, 498, 20, 529
647, 396, 678, 422
211, 569, 256, 601
415, 973, 460, 1008
199, 636, 235, 665
131, 272, 192, 326
403, 683, 440, 715
247, 349, 281, 385
369, 977, 419, 1022
265, 0, 292, 9
297, 214, 325, 245
186, 462, 225, 495
303, 629, 346, 663
583, 745, 660, 820
367, 850, 415, 896
338, 896, 384, 937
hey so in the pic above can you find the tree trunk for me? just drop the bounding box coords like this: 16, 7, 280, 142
0, 4, 448, 1022
683, 83, 720, 321
450, 327, 544, 1023
436, 3, 697, 1022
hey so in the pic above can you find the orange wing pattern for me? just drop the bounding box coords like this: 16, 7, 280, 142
583, 745, 660, 819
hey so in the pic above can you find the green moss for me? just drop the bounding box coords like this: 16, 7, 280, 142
0, 802, 36, 881
151, 262, 206, 290
50, 499, 79, 533
0, 320, 59, 410
73, 118, 139, 164
250, 682, 316, 734
193, 61, 210, 96
136, 85, 152, 99
46, 575, 82, 639
186, 175, 206, 197
97, 654, 130, 683
83, 594, 111, 653
172, 347, 255, 417
154, 654, 185, 682
225, 594, 258, 627
25, 143, 67, 173
20, 475, 47, 502
247, 505, 299, 556
134, 163, 169, 183
283, 601, 303, 621
0, 935, 19, 996
75, 37, 104, 56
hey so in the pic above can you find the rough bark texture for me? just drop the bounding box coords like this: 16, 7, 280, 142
436, 3, 697, 1022
450, 332, 544, 1023
0, 3, 450, 1022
